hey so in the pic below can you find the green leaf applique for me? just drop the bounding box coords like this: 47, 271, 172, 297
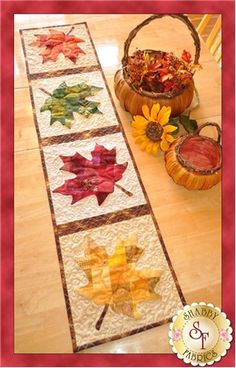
40, 82, 103, 128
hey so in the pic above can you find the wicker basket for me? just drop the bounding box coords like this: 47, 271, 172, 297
114, 14, 201, 117
164, 123, 222, 190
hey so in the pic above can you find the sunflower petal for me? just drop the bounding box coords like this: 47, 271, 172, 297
151, 103, 160, 120
132, 115, 148, 129
158, 106, 171, 125
140, 140, 148, 150
152, 143, 159, 155
135, 136, 146, 144
132, 129, 146, 137
164, 124, 178, 133
132, 122, 148, 130
165, 134, 175, 143
133, 115, 149, 125
160, 138, 169, 151
142, 105, 150, 120
145, 142, 153, 153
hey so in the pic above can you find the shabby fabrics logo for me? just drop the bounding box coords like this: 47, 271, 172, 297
169, 303, 233, 366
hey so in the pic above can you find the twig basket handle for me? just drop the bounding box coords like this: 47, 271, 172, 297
195, 122, 222, 144
122, 14, 201, 66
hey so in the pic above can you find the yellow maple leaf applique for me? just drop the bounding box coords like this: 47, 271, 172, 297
75, 234, 163, 330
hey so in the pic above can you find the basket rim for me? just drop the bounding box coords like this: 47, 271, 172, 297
175, 134, 222, 175
122, 49, 194, 99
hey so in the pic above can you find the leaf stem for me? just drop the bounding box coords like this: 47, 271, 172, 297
115, 183, 133, 197
67, 26, 75, 35
39, 87, 52, 96
95, 304, 109, 331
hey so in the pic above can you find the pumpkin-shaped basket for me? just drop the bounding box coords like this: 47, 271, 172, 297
114, 14, 201, 117
164, 123, 222, 190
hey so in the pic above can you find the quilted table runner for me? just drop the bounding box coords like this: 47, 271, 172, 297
20, 22, 185, 352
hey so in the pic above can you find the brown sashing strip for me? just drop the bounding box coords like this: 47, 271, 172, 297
41, 125, 121, 146
57, 204, 150, 237
29, 65, 100, 80
20, 21, 186, 353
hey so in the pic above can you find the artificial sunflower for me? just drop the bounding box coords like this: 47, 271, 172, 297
131, 104, 177, 155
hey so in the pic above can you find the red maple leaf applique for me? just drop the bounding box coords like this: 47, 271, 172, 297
30, 28, 85, 63
53, 144, 130, 205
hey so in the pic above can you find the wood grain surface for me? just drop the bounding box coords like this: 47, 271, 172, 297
14, 14, 221, 353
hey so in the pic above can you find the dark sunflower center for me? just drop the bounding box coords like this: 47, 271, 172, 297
146, 122, 163, 142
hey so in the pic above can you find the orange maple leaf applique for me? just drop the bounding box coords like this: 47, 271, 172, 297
75, 234, 163, 330
30, 27, 85, 63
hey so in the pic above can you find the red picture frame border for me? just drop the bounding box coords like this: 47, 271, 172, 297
1, 1, 235, 366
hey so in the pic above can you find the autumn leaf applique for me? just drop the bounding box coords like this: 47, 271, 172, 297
75, 234, 163, 330
30, 27, 85, 63
53, 144, 132, 205
40, 82, 103, 128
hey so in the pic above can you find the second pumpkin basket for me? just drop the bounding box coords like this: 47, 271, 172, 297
164, 122, 222, 190
114, 14, 201, 117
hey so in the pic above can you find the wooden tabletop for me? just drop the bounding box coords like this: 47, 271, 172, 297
14, 14, 221, 354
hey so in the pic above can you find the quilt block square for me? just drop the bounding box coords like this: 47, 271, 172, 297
43, 133, 147, 225
21, 23, 98, 75
30, 71, 119, 138
59, 215, 184, 351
